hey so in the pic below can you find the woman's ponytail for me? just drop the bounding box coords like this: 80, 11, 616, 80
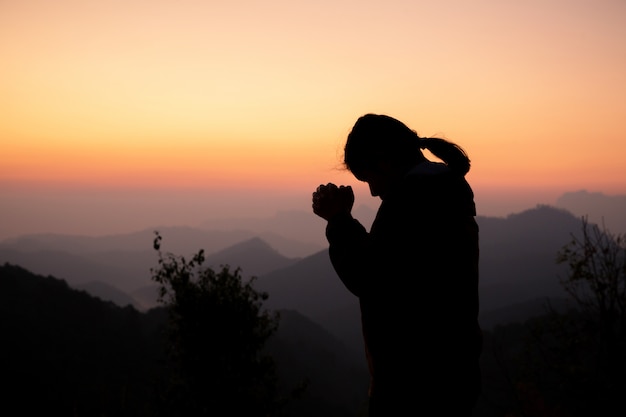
419, 137, 471, 175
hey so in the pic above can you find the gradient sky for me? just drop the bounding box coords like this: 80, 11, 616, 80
1, 0, 625, 239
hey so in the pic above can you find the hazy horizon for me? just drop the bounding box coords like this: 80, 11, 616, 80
2, 183, 620, 241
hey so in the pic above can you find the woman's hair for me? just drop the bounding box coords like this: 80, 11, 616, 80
344, 113, 471, 177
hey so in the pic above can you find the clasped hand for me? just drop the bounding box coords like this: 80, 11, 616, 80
312, 183, 354, 221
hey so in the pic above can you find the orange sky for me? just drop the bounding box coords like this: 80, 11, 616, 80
1, 0, 625, 238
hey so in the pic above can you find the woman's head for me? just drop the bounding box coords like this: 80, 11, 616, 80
344, 114, 424, 181
344, 113, 471, 184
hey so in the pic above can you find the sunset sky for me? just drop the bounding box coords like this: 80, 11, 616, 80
2, 0, 625, 239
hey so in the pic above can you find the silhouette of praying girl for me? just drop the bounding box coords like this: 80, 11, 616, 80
312, 114, 482, 416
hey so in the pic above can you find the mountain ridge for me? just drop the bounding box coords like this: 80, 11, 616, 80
0, 203, 610, 341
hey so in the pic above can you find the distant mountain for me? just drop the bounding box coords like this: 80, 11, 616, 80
476, 204, 581, 311
555, 190, 626, 234
0, 226, 259, 257
135, 237, 303, 310
198, 205, 377, 250
199, 209, 327, 248
0, 233, 302, 310
0, 227, 264, 298
1, 204, 593, 346
254, 205, 586, 353
255, 249, 363, 355
203, 236, 299, 277
75, 280, 143, 309
130, 284, 162, 310
257, 231, 324, 258
0, 224, 323, 260
0, 247, 148, 292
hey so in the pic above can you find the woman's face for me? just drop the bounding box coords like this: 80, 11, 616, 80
363, 174, 387, 199
355, 164, 399, 199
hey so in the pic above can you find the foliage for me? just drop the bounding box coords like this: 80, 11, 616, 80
499, 217, 626, 416
150, 231, 284, 417
553, 217, 626, 412
556, 216, 626, 338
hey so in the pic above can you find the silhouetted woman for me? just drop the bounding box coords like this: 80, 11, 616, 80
312, 114, 482, 416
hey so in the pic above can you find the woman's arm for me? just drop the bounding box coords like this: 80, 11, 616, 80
325, 212, 371, 296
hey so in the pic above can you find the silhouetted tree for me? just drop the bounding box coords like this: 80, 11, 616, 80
150, 232, 283, 417
556, 216, 626, 355
555, 216, 626, 405
504, 217, 626, 416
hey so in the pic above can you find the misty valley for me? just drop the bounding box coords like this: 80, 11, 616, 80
2, 202, 625, 416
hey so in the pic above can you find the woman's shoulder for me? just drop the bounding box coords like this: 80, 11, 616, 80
397, 163, 476, 215
406, 160, 449, 177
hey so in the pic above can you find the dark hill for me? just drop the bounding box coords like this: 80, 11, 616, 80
267, 309, 369, 417
0, 262, 167, 416
0, 263, 368, 417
